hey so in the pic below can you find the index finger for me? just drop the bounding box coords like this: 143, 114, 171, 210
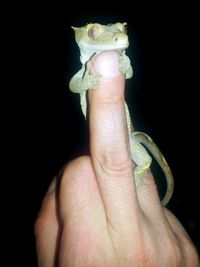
89, 51, 140, 227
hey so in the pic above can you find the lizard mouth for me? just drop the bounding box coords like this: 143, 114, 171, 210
79, 41, 129, 52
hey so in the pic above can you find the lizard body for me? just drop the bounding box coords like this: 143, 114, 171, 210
69, 22, 174, 205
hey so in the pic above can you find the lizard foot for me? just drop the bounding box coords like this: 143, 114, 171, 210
83, 60, 101, 89
134, 165, 150, 187
119, 52, 133, 79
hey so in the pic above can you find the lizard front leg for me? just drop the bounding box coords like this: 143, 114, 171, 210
69, 63, 100, 93
119, 51, 133, 79
69, 61, 101, 117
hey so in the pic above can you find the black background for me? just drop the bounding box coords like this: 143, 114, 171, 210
7, 2, 199, 266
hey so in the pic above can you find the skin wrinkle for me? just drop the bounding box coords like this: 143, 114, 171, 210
90, 93, 131, 169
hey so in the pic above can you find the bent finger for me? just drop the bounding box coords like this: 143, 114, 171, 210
35, 179, 60, 267
164, 209, 200, 266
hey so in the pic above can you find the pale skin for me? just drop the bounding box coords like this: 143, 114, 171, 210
35, 52, 199, 267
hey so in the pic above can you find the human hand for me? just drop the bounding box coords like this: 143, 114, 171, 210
35, 51, 199, 267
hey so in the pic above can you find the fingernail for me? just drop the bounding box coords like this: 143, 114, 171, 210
92, 51, 121, 78
47, 178, 56, 194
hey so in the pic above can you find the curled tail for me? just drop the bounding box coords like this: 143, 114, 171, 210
134, 131, 174, 206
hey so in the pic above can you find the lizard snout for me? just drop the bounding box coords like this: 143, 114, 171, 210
113, 33, 128, 46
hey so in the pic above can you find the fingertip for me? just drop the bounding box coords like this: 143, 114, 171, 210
89, 51, 125, 104
90, 51, 121, 78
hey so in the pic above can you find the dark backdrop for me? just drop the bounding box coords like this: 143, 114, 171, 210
9, 2, 199, 266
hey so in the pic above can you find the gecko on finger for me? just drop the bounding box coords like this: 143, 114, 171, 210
69, 22, 174, 206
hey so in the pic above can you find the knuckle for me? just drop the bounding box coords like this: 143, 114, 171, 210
34, 213, 45, 236
158, 239, 182, 266
179, 237, 199, 266
60, 156, 93, 188
34, 191, 56, 236
128, 241, 152, 266
98, 156, 133, 178
96, 94, 124, 108
62, 156, 92, 178
34, 197, 52, 235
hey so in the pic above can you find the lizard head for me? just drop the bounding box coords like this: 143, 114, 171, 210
71, 22, 129, 53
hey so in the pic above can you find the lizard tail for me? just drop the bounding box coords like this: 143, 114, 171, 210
134, 131, 174, 206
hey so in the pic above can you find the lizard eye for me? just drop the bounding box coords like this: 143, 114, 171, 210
123, 22, 128, 34
88, 24, 102, 40
116, 22, 128, 34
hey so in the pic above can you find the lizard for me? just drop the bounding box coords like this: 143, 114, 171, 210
69, 22, 174, 206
